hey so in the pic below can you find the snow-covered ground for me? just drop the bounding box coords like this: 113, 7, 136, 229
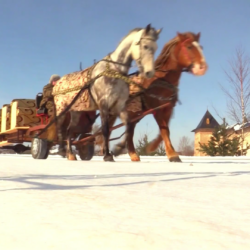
1, 155, 250, 250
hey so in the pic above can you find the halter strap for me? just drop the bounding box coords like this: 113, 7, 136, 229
179, 38, 194, 72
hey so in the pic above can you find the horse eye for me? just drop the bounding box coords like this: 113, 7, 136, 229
187, 46, 192, 49
144, 45, 148, 50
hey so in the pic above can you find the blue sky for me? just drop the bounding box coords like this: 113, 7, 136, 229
0, 0, 250, 150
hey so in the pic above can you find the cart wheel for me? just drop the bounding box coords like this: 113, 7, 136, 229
31, 138, 49, 159
76, 134, 94, 161
77, 143, 94, 161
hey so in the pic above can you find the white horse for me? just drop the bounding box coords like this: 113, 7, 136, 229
52, 24, 162, 161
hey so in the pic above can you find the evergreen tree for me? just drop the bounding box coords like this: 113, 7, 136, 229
155, 142, 166, 156
136, 134, 155, 156
135, 134, 166, 156
198, 124, 240, 156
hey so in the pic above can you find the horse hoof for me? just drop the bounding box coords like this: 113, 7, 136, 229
68, 153, 77, 161
131, 157, 140, 162
130, 153, 140, 161
169, 156, 182, 162
104, 155, 115, 162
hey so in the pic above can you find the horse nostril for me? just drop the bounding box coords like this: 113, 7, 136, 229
145, 71, 151, 78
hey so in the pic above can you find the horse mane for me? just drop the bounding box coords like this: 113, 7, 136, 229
118, 28, 141, 45
118, 27, 159, 46
154, 36, 179, 69
155, 32, 197, 69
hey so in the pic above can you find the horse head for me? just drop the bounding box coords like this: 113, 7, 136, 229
174, 32, 208, 76
131, 24, 162, 78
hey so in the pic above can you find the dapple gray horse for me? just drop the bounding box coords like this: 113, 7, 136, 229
53, 24, 162, 161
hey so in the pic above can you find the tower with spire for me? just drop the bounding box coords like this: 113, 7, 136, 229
191, 110, 220, 156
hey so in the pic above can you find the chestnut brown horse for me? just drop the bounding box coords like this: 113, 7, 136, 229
112, 32, 208, 162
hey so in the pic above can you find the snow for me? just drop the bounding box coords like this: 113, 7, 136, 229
1, 155, 250, 250
226, 123, 239, 129
226, 121, 250, 131
234, 124, 242, 131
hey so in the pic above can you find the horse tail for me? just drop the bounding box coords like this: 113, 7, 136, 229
146, 134, 163, 153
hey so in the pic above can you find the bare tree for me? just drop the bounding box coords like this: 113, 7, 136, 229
178, 136, 194, 156
218, 46, 250, 154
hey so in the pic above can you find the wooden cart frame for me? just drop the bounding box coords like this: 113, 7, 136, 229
0, 98, 95, 159
0, 91, 172, 160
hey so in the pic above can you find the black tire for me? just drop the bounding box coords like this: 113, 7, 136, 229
77, 143, 94, 161
76, 134, 94, 161
31, 138, 49, 159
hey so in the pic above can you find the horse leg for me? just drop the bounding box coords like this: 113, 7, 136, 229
46, 122, 57, 150
146, 133, 163, 153
41, 102, 57, 151
148, 110, 181, 162
112, 108, 131, 156
99, 100, 114, 162
127, 122, 141, 161
56, 115, 67, 157
66, 111, 81, 161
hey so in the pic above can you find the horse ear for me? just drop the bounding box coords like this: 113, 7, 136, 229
145, 24, 151, 34
156, 28, 163, 37
196, 32, 201, 42
177, 32, 185, 41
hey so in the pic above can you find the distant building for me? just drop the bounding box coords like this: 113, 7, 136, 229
191, 110, 220, 156
192, 110, 250, 156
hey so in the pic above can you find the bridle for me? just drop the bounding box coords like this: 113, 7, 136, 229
153, 37, 202, 75
133, 35, 157, 73
179, 38, 202, 73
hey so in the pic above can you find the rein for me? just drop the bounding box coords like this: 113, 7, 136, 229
152, 37, 195, 75
127, 37, 203, 111
34, 36, 193, 139
99, 57, 131, 67
35, 26, 162, 137
128, 67, 190, 77
33, 54, 148, 138
134, 36, 157, 72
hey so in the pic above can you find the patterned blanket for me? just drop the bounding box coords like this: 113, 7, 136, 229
126, 75, 143, 112
50, 69, 144, 114
52, 69, 94, 113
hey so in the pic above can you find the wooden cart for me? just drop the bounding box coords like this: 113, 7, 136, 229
0, 78, 172, 160
0, 97, 95, 160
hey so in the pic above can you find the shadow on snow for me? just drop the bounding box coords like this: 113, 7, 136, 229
1, 171, 250, 192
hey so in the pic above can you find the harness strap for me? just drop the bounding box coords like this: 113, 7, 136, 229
33, 56, 146, 138
52, 55, 145, 97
